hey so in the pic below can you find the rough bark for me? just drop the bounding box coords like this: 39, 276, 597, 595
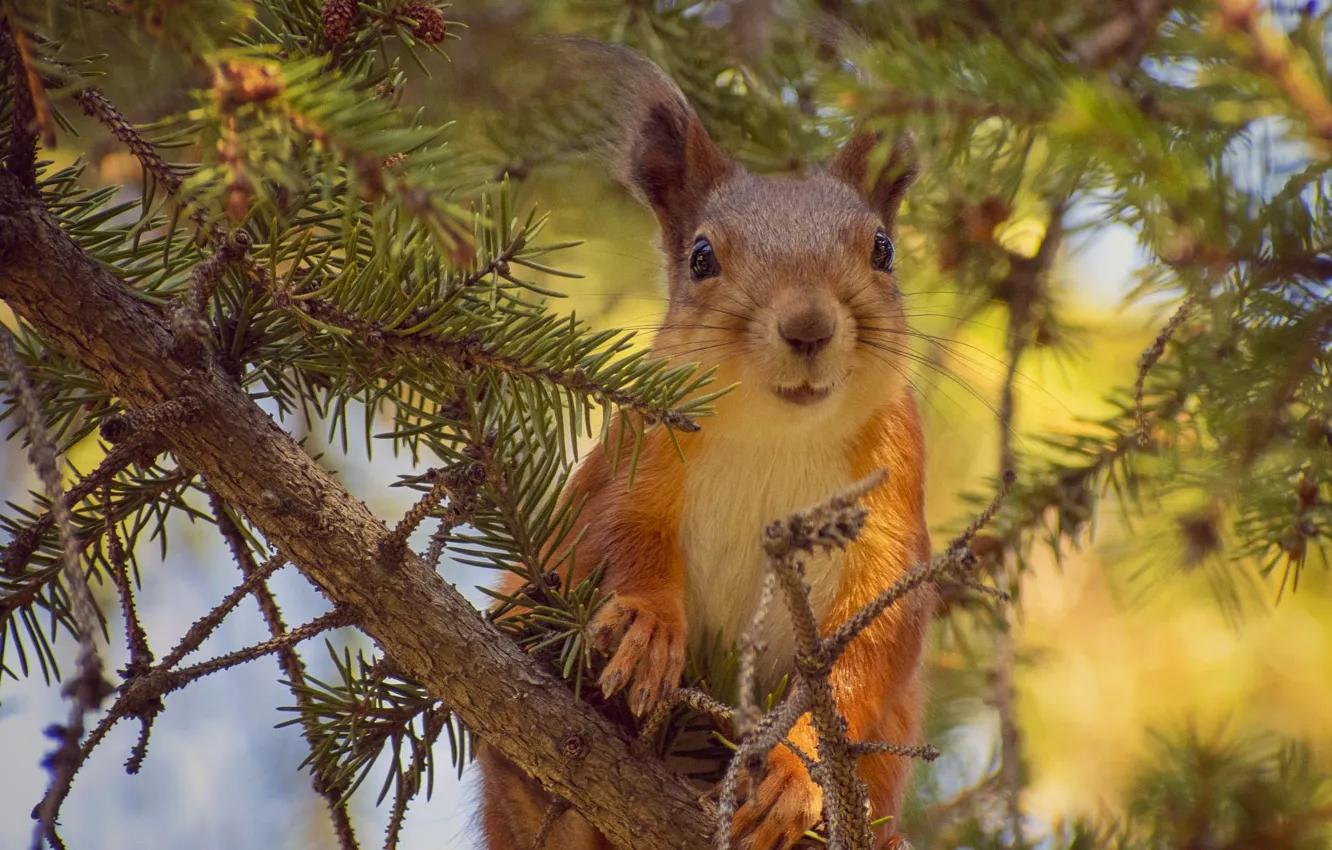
0, 172, 712, 850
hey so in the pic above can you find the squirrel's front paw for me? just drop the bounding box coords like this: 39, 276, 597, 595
732, 746, 823, 850
590, 594, 685, 717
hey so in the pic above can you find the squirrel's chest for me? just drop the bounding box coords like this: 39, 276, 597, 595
678, 436, 853, 681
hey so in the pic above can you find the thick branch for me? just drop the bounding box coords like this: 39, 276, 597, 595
0, 172, 709, 850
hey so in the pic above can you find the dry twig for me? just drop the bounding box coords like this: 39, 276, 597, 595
205, 485, 359, 848
2, 436, 165, 576
530, 798, 572, 850
715, 470, 1014, 849
3, 327, 115, 850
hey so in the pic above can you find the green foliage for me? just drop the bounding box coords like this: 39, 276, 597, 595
279, 643, 468, 802
3, 0, 1332, 847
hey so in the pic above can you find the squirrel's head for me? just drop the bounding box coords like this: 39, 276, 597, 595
633, 111, 917, 430
561, 40, 918, 429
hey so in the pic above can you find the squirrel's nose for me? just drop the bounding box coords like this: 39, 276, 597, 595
779, 310, 835, 357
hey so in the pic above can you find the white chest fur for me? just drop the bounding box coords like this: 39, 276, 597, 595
679, 427, 855, 685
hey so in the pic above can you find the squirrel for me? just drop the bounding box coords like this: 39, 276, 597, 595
479, 40, 934, 850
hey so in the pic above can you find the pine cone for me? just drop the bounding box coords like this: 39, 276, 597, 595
321, 0, 357, 46
398, 2, 448, 44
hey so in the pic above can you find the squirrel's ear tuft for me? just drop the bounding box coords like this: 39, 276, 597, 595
829, 132, 918, 233
536, 38, 732, 246
627, 98, 732, 244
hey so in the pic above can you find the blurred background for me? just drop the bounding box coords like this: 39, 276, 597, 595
3, 1, 1332, 848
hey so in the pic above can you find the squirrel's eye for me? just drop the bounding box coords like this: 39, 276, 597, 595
689, 237, 721, 281
871, 229, 895, 272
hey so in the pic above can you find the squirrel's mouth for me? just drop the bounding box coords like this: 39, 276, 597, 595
772, 383, 833, 406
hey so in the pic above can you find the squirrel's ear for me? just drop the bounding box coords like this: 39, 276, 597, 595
530, 38, 733, 242
829, 132, 918, 233
627, 99, 732, 243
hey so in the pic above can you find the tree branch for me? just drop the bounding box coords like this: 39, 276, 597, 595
1, 325, 114, 850
205, 484, 360, 849
0, 170, 710, 850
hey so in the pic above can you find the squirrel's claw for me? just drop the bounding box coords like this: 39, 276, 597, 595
591, 595, 686, 716
731, 746, 823, 850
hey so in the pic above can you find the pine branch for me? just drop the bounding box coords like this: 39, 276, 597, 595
114, 608, 355, 731
290, 296, 704, 433
716, 471, 1014, 849
847, 742, 940, 761
157, 553, 287, 670
2, 435, 164, 576
998, 200, 1066, 477
992, 622, 1025, 846
734, 568, 778, 737
170, 233, 253, 364
381, 462, 484, 567
716, 687, 815, 849
530, 798, 571, 850
754, 470, 891, 850
71, 87, 183, 195
825, 474, 1013, 661
1135, 290, 1198, 447
163, 606, 351, 697
636, 686, 736, 758
205, 483, 359, 849
2, 326, 115, 850
36, 587, 347, 832
103, 486, 151, 679
0, 167, 716, 850
98, 399, 201, 446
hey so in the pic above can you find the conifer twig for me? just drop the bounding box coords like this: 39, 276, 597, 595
171, 234, 253, 363
205, 484, 360, 848
848, 742, 940, 761
718, 471, 1014, 849
1135, 291, 1197, 447
3, 327, 115, 850
636, 686, 736, 757
104, 484, 152, 678
384, 705, 445, 850
122, 608, 354, 712
2, 436, 165, 576
993, 623, 1025, 846
158, 553, 288, 669
383, 462, 485, 567
291, 297, 703, 433
715, 687, 814, 849
531, 798, 571, 850
734, 568, 777, 736
71, 87, 183, 194
98, 398, 203, 445
52, 604, 352, 825
997, 202, 1065, 477
760, 472, 886, 849
825, 470, 1013, 659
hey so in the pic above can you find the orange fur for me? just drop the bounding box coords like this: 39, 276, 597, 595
481, 402, 932, 850
481, 41, 930, 850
